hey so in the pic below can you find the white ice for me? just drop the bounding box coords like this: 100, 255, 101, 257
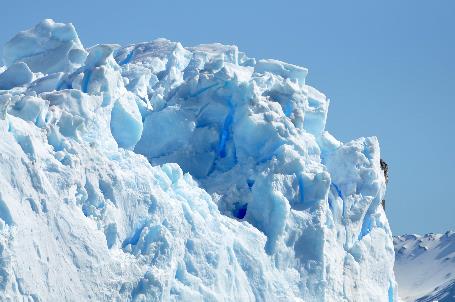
0, 20, 397, 301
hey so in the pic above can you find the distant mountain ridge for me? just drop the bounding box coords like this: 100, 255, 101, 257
394, 232, 455, 302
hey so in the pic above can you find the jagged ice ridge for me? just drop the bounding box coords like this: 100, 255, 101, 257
0, 19, 396, 301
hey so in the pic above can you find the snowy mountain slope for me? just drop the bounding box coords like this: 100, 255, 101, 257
0, 19, 397, 301
394, 232, 455, 302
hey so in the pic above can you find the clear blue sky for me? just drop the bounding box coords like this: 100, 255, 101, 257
1, 0, 453, 235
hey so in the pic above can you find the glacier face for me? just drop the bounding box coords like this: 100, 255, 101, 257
0, 19, 396, 301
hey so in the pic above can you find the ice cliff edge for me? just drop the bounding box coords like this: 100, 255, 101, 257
0, 19, 396, 301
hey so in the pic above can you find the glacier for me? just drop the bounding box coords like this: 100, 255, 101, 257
0, 19, 397, 301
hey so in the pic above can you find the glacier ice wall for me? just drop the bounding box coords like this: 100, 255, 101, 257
0, 20, 397, 301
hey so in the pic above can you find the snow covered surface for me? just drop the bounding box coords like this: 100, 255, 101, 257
394, 232, 455, 302
0, 20, 396, 301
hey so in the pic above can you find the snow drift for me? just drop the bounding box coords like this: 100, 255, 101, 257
0, 19, 397, 301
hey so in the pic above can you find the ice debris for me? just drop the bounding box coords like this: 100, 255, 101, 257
0, 20, 397, 301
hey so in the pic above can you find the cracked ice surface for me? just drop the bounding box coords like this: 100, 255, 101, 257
0, 19, 396, 301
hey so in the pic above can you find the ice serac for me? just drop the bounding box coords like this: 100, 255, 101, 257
0, 20, 397, 301
2, 19, 87, 74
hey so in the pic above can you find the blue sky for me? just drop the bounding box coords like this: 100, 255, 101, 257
1, 0, 453, 235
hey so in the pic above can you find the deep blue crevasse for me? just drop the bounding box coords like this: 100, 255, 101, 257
217, 101, 234, 158
358, 215, 372, 240
122, 222, 148, 248
233, 202, 248, 219
81, 69, 92, 93
118, 49, 135, 66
